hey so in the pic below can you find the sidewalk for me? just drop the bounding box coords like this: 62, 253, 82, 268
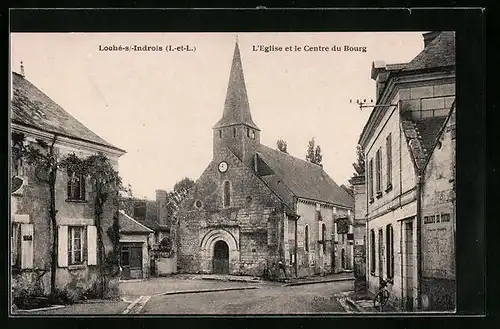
12, 299, 130, 316
337, 290, 398, 313
282, 271, 355, 287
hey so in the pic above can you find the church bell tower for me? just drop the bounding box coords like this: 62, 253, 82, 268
213, 40, 261, 167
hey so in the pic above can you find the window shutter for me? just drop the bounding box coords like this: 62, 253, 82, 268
87, 225, 97, 265
20, 223, 34, 269
58, 225, 68, 267
334, 223, 338, 242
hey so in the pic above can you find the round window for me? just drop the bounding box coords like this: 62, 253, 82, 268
195, 200, 202, 208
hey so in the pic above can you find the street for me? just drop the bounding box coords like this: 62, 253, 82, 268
139, 280, 352, 314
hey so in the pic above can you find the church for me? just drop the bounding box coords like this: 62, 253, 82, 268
176, 41, 354, 278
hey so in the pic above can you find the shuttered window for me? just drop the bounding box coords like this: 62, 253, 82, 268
369, 159, 374, 199
305, 225, 309, 252
376, 149, 382, 193
11, 223, 21, 268
12, 223, 34, 269
68, 226, 85, 265
386, 225, 394, 279
58, 225, 96, 267
386, 134, 393, 188
19, 223, 34, 269
370, 229, 376, 274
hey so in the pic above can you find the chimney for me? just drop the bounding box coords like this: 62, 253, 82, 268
423, 31, 440, 48
155, 189, 168, 225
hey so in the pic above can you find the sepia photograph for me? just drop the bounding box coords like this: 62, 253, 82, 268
10, 28, 457, 315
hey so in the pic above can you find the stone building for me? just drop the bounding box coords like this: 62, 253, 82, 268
349, 174, 367, 286
10, 71, 126, 299
176, 41, 354, 278
119, 190, 175, 278
358, 31, 455, 311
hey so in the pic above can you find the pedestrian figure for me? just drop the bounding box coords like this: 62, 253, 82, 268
278, 260, 287, 279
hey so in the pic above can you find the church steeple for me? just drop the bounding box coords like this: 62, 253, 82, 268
213, 40, 260, 131
213, 39, 261, 165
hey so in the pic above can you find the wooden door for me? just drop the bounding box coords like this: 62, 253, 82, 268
213, 240, 229, 274
120, 244, 143, 280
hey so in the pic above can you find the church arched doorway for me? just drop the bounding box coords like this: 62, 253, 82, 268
213, 240, 229, 274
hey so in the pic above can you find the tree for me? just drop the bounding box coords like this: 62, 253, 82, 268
352, 144, 365, 176
60, 152, 123, 297
306, 137, 323, 165
166, 177, 195, 218
13, 133, 60, 296
277, 139, 288, 153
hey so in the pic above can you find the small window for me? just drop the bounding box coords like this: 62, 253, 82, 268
195, 200, 202, 209
251, 130, 255, 140
369, 159, 374, 200
233, 127, 237, 138
247, 127, 250, 138
305, 225, 309, 252
223, 181, 231, 207
67, 171, 86, 201
68, 226, 85, 265
219, 130, 222, 138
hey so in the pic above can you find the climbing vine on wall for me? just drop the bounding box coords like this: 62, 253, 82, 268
60, 152, 123, 297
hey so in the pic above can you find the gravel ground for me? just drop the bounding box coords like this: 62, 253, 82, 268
140, 280, 352, 314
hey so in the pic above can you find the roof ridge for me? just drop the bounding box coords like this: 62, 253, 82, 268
259, 144, 322, 170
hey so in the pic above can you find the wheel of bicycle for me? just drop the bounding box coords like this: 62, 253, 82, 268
373, 290, 389, 308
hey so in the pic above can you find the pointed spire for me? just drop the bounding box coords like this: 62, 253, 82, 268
213, 39, 260, 130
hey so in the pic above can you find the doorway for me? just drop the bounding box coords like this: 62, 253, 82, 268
213, 240, 229, 274
120, 243, 143, 280
404, 221, 414, 311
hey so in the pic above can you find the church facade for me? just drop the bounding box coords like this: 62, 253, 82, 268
176, 41, 354, 278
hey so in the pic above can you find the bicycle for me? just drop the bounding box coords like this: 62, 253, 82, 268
373, 279, 390, 311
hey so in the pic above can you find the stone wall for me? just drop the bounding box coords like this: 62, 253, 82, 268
11, 134, 120, 299
420, 107, 456, 311
177, 147, 285, 276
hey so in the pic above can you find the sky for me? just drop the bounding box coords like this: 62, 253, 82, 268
10, 32, 425, 200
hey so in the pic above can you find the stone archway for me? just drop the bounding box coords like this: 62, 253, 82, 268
200, 228, 240, 274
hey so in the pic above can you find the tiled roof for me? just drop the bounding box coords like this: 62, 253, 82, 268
119, 210, 154, 234
403, 31, 455, 72
401, 111, 448, 172
11, 72, 125, 153
256, 145, 354, 208
213, 42, 260, 130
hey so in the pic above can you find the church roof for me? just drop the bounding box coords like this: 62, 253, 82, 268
213, 41, 260, 131
403, 31, 455, 72
11, 72, 125, 153
256, 145, 354, 209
